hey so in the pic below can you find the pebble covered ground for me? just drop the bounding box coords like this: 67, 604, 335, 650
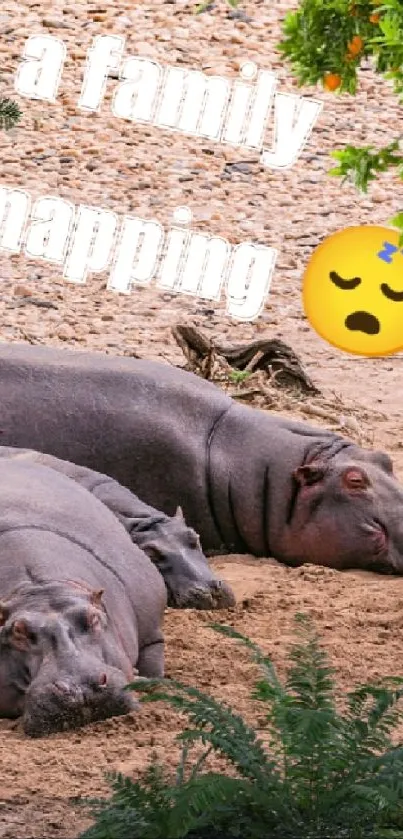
0, 0, 403, 836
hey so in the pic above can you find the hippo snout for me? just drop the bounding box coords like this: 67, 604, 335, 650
51, 671, 108, 703
23, 669, 137, 737
174, 578, 236, 609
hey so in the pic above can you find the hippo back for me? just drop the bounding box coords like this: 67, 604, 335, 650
0, 342, 231, 535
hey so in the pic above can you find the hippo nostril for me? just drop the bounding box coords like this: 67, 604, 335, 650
53, 679, 72, 695
52, 679, 83, 703
99, 672, 107, 688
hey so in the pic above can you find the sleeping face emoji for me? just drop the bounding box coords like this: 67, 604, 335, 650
303, 226, 403, 357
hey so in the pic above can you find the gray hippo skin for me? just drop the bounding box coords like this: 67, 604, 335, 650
0, 342, 401, 573
0, 454, 167, 736
0, 447, 234, 611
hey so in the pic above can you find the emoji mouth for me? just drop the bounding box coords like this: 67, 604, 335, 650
345, 311, 380, 335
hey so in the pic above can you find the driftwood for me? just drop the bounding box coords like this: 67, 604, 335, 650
172, 324, 320, 396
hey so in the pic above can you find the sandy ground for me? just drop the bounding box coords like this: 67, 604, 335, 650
0, 0, 403, 836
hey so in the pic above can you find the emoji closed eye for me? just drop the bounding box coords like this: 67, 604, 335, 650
329, 271, 361, 290
380, 283, 403, 302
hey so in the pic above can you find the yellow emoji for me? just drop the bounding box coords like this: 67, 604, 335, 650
303, 225, 403, 357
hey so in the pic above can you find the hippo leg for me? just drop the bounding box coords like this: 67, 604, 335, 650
136, 640, 165, 678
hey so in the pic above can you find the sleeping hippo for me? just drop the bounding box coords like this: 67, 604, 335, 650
0, 453, 172, 736
0, 341, 401, 575
0, 447, 234, 612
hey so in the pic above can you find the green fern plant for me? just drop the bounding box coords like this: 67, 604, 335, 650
79, 613, 403, 839
0, 97, 21, 130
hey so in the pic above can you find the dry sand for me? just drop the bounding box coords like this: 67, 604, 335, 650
0, 0, 403, 835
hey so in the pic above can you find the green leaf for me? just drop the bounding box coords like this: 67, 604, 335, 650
0, 97, 22, 131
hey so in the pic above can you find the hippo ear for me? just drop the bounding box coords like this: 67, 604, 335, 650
366, 450, 394, 475
0, 602, 9, 627
175, 506, 185, 521
89, 589, 104, 608
11, 619, 31, 651
294, 462, 326, 487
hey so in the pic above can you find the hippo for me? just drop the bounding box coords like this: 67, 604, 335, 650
0, 341, 401, 574
0, 452, 168, 736
0, 446, 235, 611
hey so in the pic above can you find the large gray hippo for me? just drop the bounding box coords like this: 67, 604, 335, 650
0, 341, 401, 573
0, 451, 167, 736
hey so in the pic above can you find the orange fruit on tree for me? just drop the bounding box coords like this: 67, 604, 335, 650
369, 12, 380, 23
347, 34, 364, 56
323, 73, 342, 91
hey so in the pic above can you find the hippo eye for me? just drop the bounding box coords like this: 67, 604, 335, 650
67, 605, 102, 633
68, 609, 93, 633
343, 468, 370, 490
380, 282, 403, 302
329, 271, 361, 290
77, 612, 90, 631
188, 533, 201, 549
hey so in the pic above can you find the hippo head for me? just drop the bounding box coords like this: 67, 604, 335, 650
139, 506, 235, 610
283, 447, 403, 573
0, 583, 136, 737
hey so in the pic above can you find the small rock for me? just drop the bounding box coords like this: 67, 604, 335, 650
225, 162, 254, 175
135, 41, 158, 56
13, 284, 32, 298
197, 2, 216, 13
227, 8, 252, 21
198, 307, 215, 316
42, 17, 72, 28
116, 15, 132, 25
371, 187, 388, 203
56, 325, 75, 341
26, 298, 58, 310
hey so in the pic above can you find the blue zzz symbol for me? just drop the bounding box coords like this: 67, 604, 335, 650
377, 241, 403, 263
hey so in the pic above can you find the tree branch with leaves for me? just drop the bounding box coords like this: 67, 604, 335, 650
277, 0, 403, 240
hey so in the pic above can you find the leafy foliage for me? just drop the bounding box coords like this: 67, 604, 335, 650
277, 0, 403, 239
0, 96, 21, 131
79, 614, 403, 839
328, 140, 403, 192
278, 0, 403, 96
